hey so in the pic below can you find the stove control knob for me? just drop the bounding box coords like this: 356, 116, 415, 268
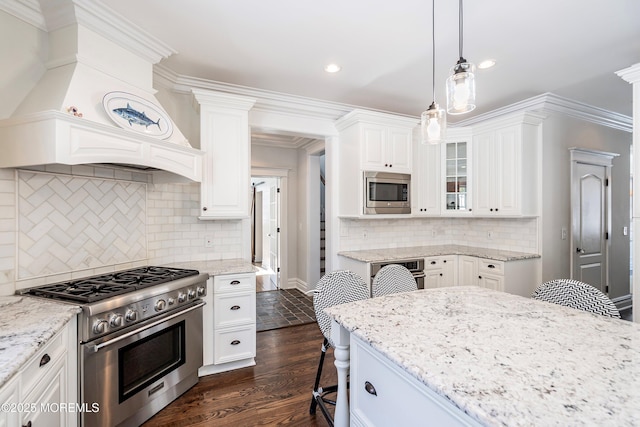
177, 293, 186, 303
125, 310, 138, 322
188, 289, 196, 299
197, 286, 206, 297
168, 297, 175, 306
109, 314, 124, 328
93, 320, 108, 335
155, 299, 167, 312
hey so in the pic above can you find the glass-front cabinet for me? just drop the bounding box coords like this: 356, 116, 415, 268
442, 128, 472, 214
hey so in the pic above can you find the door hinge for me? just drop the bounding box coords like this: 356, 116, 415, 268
605, 178, 609, 187
277, 267, 280, 272
277, 227, 280, 232
277, 187, 280, 193
605, 231, 609, 240
605, 285, 609, 293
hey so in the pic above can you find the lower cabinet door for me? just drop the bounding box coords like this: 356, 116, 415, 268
22, 357, 67, 427
213, 324, 256, 364
351, 336, 481, 427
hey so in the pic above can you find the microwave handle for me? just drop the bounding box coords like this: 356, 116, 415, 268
90, 301, 205, 353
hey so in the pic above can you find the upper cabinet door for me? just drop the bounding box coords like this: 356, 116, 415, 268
361, 124, 412, 173
442, 139, 473, 215
193, 90, 256, 219
472, 114, 541, 217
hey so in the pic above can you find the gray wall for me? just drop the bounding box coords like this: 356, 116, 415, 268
540, 113, 631, 300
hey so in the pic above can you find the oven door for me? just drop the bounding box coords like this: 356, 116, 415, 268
81, 302, 204, 427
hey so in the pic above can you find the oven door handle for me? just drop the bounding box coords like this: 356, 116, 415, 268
90, 301, 205, 353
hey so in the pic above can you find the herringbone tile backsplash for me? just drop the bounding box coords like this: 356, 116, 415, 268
17, 171, 147, 279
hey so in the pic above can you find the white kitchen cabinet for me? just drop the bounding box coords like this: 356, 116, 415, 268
200, 272, 257, 375
472, 113, 543, 217
458, 256, 538, 297
360, 123, 412, 173
0, 376, 19, 427
336, 110, 417, 216
424, 256, 457, 288
350, 334, 482, 427
0, 317, 78, 427
412, 131, 441, 216
442, 128, 473, 215
193, 89, 256, 219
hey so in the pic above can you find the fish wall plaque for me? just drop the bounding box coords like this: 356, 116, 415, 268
103, 91, 174, 139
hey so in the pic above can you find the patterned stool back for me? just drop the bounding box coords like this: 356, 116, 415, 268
313, 270, 369, 346
372, 264, 418, 297
531, 279, 621, 318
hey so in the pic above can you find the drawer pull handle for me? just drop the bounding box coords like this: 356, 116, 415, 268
430, 261, 436, 265
487, 264, 496, 269
39, 353, 51, 367
231, 340, 241, 345
230, 280, 241, 285
364, 381, 377, 396
230, 305, 241, 310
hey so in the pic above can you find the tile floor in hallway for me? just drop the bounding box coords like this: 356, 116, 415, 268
256, 288, 316, 332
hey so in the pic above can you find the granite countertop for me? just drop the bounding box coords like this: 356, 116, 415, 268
325, 286, 640, 426
167, 258, 257, 276
338, 244, 540, 262
0, 296, 81, 388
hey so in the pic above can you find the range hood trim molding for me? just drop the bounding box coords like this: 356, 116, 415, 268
0, 110, 203, 182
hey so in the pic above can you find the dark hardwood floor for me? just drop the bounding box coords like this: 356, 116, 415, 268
142, 323, 335, 426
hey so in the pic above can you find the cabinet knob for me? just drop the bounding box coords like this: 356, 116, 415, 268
39, 353, 51, 367
439, 273, 443, 276
490, 208, 494, 212
202, 206, 208, 211
384, 163, 388, 167
443, 260, 446, 263
478, 275, 482, 279
495, 208, 499, 212
364, 381, 377, 396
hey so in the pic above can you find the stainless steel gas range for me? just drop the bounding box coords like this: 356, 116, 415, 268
22, 266, 209, 427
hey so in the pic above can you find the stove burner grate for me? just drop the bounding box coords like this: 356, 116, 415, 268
25, 266, 200, 303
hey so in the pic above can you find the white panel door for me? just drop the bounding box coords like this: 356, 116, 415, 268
269, 182, 280, 289
572, 162, 607, 291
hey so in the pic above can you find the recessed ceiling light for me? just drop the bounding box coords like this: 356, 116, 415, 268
324, 63, 341, 73
478, 59, 496, 69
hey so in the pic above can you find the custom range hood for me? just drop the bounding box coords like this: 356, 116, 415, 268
0, 0, 202, 181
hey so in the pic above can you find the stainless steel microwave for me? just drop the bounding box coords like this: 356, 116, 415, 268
364, 171, 411, 214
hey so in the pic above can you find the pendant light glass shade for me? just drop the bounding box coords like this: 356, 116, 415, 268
421, 0, 446, 145
446, 59, 476, 114
421, 102, 446, 144
446, 0, 476, 115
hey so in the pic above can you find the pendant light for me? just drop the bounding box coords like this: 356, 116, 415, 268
421, 0, 446, 145
446, 0, 476, 115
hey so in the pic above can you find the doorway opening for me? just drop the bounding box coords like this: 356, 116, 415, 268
251, 177, 280, 292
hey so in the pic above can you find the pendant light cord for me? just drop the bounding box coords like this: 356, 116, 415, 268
432, 0, 436, 101
458, 0, 463, 60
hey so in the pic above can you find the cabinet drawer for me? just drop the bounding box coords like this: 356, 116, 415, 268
424, 256, 445, 270
21, 327, 67, 395
213, 325, 256, 364
478, 259, 503, 274
351, 337, 480, 427
213, 273, 255, 293
214, 292, 256, 328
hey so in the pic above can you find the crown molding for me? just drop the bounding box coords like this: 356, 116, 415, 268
616, 63, 640, 84
0, 0, 45, 29
154, 64, 397, 122
453, 92, 632, 133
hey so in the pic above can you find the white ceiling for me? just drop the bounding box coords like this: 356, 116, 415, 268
102, 0, 640, 124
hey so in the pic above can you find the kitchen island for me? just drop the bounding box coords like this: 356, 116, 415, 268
325, 286, 640, 427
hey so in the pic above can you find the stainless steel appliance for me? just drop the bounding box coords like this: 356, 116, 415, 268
370, 259, 425, 291
22, 266, 208, 427
364, 171, 411, 214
